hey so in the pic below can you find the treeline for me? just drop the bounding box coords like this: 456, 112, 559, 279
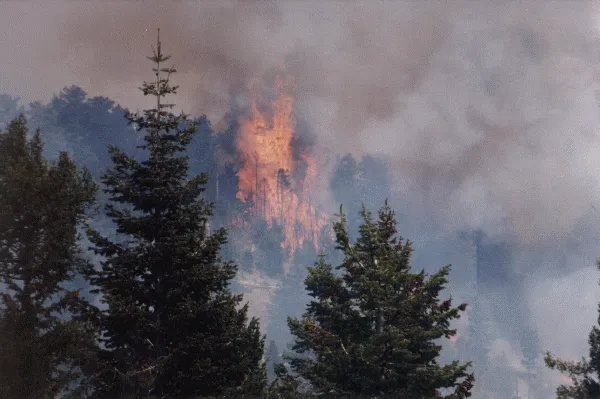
0, 36, 473, 399
1, 35, 599, 399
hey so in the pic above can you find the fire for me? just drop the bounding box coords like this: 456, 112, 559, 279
236, 73, 327, 254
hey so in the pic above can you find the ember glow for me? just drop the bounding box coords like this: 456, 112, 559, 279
236, 73, 327, 254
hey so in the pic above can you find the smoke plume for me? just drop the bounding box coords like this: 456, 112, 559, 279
1, 0, 598, 247
4, 0, 600, 393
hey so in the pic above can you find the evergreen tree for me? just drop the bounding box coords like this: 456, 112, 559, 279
264, 364, 309, 399
28, 85, 135, 175
284, 201, 474, 398
545, 259, 600, 399
85, 31, 266, 398
0, 116, 97, 398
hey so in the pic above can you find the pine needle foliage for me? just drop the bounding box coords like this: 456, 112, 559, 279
84, 30, 265, 398
0, 116, 97, 398
283, 201, 474, 398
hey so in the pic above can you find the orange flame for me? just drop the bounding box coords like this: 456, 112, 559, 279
236, 74, 327, 254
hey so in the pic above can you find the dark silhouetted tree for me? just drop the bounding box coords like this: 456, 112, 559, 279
0, 116, 97, 398
84, 31, 265, 398
284, 201, 474, 398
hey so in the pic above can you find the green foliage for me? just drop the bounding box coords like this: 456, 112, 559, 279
0, 115, 97, 398
84, 31, 266, 398
283, 201, 474, 398
263, 363, 309, 398
545, 260, 600, 398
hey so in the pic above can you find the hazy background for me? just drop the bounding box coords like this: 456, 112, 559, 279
2, 0, 600, 396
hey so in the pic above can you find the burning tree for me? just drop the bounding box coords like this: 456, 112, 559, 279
235, 73, 327, 255
280, 201, 474, 398
84, 31, 265, 397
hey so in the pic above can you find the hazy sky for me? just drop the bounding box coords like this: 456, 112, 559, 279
4, 0, 600, 386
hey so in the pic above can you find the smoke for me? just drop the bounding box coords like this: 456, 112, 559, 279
1, 0, 598, 248
530, 265, 600, 361
4, 0, 600, 393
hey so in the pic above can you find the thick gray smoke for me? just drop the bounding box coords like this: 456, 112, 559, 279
2, 1, 598, 246
3, 0, 600, 395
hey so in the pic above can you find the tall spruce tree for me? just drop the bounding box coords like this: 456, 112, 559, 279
0, 116, 97, 398
545, 259, 600, 399
284, 201, 474, 398
85, 31, 265, 398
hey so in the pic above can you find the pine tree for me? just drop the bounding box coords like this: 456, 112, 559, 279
0, 116, 97, 398
545, 259, 600, 399
285, 201, 474, 398
85, 31, 266, 398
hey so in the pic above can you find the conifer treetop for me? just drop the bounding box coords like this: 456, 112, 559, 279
85, 30, 266, 398
282, 201, 474, 398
